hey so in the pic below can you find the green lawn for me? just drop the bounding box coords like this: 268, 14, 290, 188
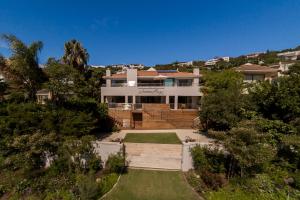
124, 133, 181, 144
104, 169, 200, 200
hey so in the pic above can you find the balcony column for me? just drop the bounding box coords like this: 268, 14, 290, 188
125, 96, 128, 104
174, 95, 178, 110
166, 95, 169, 104
101, 95, 104, 103
133, 96, 136, 104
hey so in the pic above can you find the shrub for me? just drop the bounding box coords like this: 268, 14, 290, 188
200, 171, 227, 190
99, 173, 119, 196
185, 171, 207, 193
191, 145, 209, 172
105, 152, 126, 174
191, 145, 226, 174
292, 172, 300, 190
44, 190, 75, 200
0, 185, 6, 197
76, 174, 100, 200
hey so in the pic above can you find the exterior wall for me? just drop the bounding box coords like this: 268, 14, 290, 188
101, 86, 202, 98
93, 141, 123, 168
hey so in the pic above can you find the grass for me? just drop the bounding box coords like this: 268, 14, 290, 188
104, 169, 200, 200
124, 132, 181, 144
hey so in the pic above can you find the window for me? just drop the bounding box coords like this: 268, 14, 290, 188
178, 79, 193, 86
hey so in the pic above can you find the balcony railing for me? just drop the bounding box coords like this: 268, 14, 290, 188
107, 103, 199, 110
102, 82, 201, 87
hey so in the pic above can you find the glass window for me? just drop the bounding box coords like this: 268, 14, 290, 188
253, 74, 265, 81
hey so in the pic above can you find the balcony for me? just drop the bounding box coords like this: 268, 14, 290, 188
107, 103, 199, 110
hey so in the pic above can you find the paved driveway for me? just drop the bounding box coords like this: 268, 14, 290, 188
125, 143, 182, 170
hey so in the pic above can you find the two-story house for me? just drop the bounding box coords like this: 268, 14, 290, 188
101, 68, 202, 129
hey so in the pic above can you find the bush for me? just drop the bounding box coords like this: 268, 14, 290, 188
200, 171, 227, 190
292, 172, 300, 190
99, 173, 118, 196
105, 152, 126, 174
0, 184, 6, 197
76, 174, 100, 200
191, 145, 209, 172
191, 145, 226, 174
185, 171, 207, 193
44, 190, 75, 200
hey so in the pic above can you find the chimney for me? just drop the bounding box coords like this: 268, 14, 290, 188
106, 69, 111, 87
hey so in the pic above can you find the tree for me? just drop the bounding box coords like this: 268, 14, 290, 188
225, 127, 276, 177
44, 58, 77, 103
250, 72, 300, 122
1, 34, 45, 101
200, 70, 246, 130
62, 39, 89, 72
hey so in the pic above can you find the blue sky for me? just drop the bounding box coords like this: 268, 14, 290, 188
0, 0, 300, 66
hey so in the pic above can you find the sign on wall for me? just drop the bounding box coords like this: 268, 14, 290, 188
138, 88, 164, 95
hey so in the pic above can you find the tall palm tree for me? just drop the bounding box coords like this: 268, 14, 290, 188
62, 39, 89, 72
1, 34, 45, 101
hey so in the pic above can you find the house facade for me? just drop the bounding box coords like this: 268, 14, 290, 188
101, 68, 202, 110
235, 63, 278, 83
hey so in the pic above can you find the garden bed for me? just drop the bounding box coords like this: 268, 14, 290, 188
124, 132, 181, 144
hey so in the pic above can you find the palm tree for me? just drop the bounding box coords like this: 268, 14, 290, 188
62, 39, 89, 72
1, 34, 45, 101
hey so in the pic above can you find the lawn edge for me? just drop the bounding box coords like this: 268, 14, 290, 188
182, 172, 205, 200
99, 174, 122, 200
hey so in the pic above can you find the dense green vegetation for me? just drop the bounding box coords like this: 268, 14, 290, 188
0, 35, 122, 199
189, 65, 300, 199
104, 169, 199, 200
124, 133, 181, 144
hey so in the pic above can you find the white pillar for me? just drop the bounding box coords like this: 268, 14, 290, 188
175, 96, 178, 110
106, 70, 111, 87
125, 96, 128, 103
133, 96, 136, 104
166, 96, 169, 104
101, 95, 104, 103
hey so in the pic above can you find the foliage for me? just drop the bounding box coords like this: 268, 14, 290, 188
62, 39, 89, 72
99, 173, 119, 196
44, 58, 77, 104
76, 173, 100, 200
105, 152, 126, 174
200, 70, 245, 130
1, 34, 46, 101
225, 127, 276, 177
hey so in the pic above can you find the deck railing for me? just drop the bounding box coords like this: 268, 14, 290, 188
107, 103, 198, 110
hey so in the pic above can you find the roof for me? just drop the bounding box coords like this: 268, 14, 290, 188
235, 63, 278, 73
104, 70, 200, 79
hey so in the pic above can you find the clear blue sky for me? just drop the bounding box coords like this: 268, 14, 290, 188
0, 0, 300, 66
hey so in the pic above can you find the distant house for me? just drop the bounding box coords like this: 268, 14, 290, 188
36, 89, 52, 104
246, 52, 265, 59
205, 57, 230, 66
235, 63, 278, 83
277, 51, 300, 61
108, 64, 145, 70
269, 62, 295, 76
173, 61, 194, 66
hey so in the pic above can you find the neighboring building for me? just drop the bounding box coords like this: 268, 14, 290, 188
277, 51, 300, 61
205, 57, 230, 66
246, 52, 265, 59
235, 63, 278, 83
36, 89, 52, 104
269, 62, 295, 77
108, 64, 145, 70
173, 61, 194, 66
